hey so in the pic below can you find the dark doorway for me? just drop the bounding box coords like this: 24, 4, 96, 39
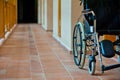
18, 0, 38, 23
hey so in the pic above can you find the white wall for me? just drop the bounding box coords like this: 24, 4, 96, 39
61, 0, 72, 50
38, 0, 82, 51
39, 0, 53, 31
38, 0, 43, 24
42, 0, 47, 30
52, 0, 82, 51
47, 0, 53, 31
38, 0, 41, 24
53, 0, 58, 37
53, 0, 72, 51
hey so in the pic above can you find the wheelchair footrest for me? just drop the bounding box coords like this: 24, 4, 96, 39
102, 64, 120, 72
100, 40, 115, 58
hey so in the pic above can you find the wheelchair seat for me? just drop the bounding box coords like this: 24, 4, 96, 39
86, 0, 120, 35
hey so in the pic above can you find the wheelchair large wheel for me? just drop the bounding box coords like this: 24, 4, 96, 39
73, 22, 86, 69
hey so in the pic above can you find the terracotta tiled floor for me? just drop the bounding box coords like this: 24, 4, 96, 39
0, 24, 120, 80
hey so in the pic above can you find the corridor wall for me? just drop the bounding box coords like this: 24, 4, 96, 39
0, 0, 17, 44
0, 0, 5, 38
53, 0, 82, 51
53, 0, 71, 50
38, 0, 53, 31
38, 0, 42, 24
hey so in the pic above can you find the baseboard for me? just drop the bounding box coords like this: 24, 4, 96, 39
52, 34, 72, 54
0, 24, 17, 46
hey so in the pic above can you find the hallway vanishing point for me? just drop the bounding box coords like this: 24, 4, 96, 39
0, 24, 120, 80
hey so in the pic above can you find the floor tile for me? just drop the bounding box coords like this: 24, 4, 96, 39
0, 24, 119, 80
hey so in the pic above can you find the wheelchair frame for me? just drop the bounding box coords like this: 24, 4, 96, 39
73, 0, 120, 75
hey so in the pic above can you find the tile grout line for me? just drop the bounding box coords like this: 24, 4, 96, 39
29, 25, 47, 80
37, 26, 74, 80
28, 25, 34, 80
50, 41, 102, 80
52, 49, 74, 80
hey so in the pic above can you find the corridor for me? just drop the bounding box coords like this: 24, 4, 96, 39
0, 24, 120, 80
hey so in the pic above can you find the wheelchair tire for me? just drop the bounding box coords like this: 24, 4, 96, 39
88, 60, 96, 75
73, 22, 86, 69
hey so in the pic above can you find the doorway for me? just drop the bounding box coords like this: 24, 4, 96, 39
18, 0, 38, 23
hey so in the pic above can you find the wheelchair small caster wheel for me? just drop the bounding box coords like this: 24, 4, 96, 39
88, 55, 96, 75
101, 65, 105, 74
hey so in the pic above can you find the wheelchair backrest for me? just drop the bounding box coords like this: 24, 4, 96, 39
84, 0, 120, 34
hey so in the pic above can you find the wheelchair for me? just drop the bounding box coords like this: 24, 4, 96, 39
73, 0, 120, 75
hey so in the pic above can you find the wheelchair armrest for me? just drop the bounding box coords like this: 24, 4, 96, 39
82, 9, 91, 13
82, 10, 96, 32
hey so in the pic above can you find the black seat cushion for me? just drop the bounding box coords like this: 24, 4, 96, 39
100, 40, 115, 58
